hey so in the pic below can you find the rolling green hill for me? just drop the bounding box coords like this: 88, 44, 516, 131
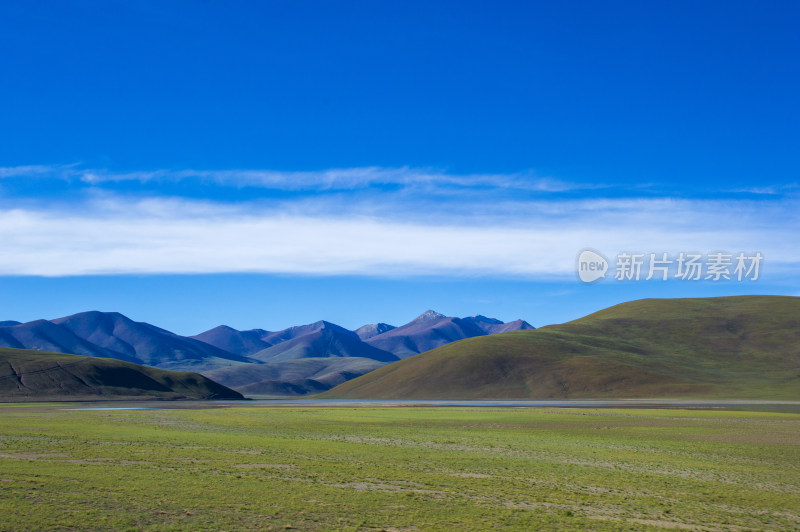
0, 348, 244, 401
321, 296, 800, 400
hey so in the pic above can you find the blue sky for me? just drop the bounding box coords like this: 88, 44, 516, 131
1, 1, 798, 335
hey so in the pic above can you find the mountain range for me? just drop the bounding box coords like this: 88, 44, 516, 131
363, 310, 533, 359
3, 296, 797, 401
0, 310, 533, 396
322, 296, 800, 400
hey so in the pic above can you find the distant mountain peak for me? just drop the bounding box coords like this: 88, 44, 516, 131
292, 320, 332, 330
468, 315, 503, 324
64, 310, 127, 321
206, 324, 238, 333
412, 310, 446, 323
354, 322, 396, 340
311, 320, 341, 330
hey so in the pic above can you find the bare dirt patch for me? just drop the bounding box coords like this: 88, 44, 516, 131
234, 463, 294, 469
0, 452, 66, 460
330, 480, 447, 496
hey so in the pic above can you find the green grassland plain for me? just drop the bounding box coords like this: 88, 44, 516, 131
1, 405, 799, 531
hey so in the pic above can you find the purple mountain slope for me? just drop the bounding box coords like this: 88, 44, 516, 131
258, 321, 338, 345
51, 311, 254, 371
193, 321, 356, 357
249, 321, 399, 364
190, 325, 274, 357
0, 319, 139, 362
365, 310, 535, 359
191, 321, 359, 357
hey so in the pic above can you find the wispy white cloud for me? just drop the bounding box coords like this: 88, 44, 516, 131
3, 164, 796, 205
0, 164, 596, 193
0, 194, 795, 278
729, 184, 800, 195
0, 164, 79, 178
79, 166, 592, 192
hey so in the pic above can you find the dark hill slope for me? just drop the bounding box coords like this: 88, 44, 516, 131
322, 296, 800, 400
0, 347, 243, 401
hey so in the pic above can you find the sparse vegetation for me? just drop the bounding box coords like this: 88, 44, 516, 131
1, 404, 799, 530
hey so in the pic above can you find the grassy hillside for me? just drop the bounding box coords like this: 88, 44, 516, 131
322, 296, 800, 400
0, 347, 244, 401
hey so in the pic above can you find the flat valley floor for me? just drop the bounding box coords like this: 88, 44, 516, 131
1, 403, 799, 530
